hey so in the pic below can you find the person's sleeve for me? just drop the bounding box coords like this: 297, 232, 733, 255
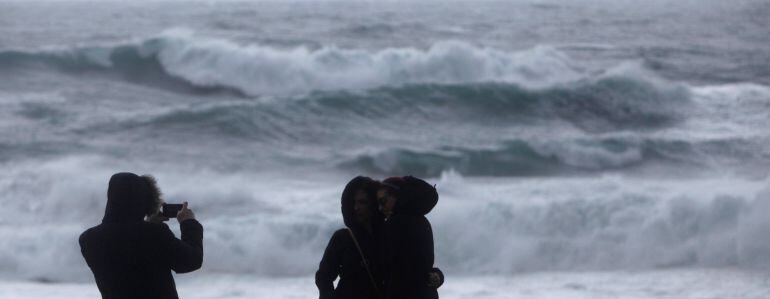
160, 219, 204, 273
315, 231, 342, 299
419, 217, 435, 271
78, 232, 92, 268
412, 217, 436, 288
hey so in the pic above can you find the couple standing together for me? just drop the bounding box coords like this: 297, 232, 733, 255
316, 176, 444, 299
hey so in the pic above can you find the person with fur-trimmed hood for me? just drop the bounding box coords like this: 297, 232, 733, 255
378, 175, 441, 299
79, 172, 203, 299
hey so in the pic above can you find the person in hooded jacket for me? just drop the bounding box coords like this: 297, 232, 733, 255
316, 176, 385, 299
378, 176, 440, 299
79, 172, 203, 299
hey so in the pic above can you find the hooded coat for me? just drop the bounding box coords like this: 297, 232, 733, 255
316, 176, 384, 299
382, 176, 439, 299
79, 173, 203, 299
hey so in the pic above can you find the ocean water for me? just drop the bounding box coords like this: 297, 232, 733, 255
1, 0, 770, 298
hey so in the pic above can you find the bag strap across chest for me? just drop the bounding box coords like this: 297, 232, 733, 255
346, 228, 384, 299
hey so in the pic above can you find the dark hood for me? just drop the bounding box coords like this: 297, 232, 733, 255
389, 176, 438, 216
102, 172, 153, 223
341, 176, 381, 229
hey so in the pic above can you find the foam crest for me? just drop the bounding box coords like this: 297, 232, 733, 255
151, 31, 584, 95
431, 177, 770, 273
0, 31, 582, 96
1, 159, 770, 282
0, 159, 343, 281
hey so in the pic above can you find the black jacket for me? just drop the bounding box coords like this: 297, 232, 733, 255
79, 173, 203, 299
382, 176, 439, 299
316, 176, 384, 299
316, 227, 383, 299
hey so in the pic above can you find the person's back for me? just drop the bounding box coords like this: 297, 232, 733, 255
80, 173, 203, 299
379, 176, 440, 299
383, 213, 436, 299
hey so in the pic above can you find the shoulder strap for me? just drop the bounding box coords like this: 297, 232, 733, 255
346, 228, 384, 299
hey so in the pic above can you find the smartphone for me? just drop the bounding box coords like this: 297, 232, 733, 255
161, 203, 183, 218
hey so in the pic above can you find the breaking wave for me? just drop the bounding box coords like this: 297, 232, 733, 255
434, 177, 770, 273
1, 164, 770, 281
1, 31, 692, 135
1, 30, 583, 96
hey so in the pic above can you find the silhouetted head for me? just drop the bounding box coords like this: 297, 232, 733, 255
379, 176, 438, 217
102, 172, 163, 223
341, 176, 381, 229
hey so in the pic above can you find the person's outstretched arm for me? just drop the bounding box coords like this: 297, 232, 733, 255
162, 202, 204, 273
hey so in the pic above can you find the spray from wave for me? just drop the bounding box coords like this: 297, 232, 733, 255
2, 162, 770, 281
434, 174, 770, 274
1, 30, 582, 96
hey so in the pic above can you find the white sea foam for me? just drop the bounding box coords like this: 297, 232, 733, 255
1, 157, 770, 282
151, 30, 583, 95
0, 30, 585, 96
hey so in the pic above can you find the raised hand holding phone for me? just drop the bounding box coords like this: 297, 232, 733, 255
177, 201, 195, 223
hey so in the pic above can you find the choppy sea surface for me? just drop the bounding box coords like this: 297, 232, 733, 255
1, 0, 770, 298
